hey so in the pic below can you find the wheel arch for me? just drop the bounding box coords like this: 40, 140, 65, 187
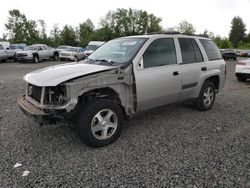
73, 86, 129, 119
205, 75, 220, 92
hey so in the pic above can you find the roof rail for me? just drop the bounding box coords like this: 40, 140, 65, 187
147, 31, 208, 38
147, 31, 181, 35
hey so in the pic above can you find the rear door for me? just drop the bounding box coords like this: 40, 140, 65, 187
177, 37, 207, 100
134, 37, 182, 111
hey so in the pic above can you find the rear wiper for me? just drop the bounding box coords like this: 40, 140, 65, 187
95, 59, 115, 66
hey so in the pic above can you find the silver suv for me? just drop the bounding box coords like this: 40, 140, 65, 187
17, 33, 226, 147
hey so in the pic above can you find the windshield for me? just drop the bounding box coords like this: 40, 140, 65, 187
24, 45, 38, 51
66, 47, 77, 52
88, 38, 147, 64
86, 45, 100, 51
58, 46, 70, 49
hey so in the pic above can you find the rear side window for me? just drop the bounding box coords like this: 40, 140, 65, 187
178, 38, 203, 64
143, 38, 177, 68
199, 39, 222, 61
0, 45, 4, 50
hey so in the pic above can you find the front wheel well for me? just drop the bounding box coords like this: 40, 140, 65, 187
205, 76, 220, 91
79, 88, 121, 104
72, 87, 125, 119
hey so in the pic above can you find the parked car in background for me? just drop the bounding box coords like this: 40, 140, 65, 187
6, 44, 22, 60
0, 41, 10, 50
15, 44, 59, 63
235, 59, 250, 82
221, 50, 237, 60
84, 41, 105, 57
59, 47, 85, 61
0, 44, 8, 62
57, 45, 71, 52
240, 50, 250, 57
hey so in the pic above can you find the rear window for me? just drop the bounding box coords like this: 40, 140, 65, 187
199, 39, 222, 61
178, 38, 203, 64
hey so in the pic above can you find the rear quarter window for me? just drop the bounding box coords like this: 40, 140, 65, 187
199, 39, 222, 61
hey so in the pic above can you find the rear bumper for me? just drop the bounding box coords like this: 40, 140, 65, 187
17, 96, 68, 124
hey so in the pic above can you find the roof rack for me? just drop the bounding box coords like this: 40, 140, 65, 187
147, 31, 181, 35
147, 31, 208, 38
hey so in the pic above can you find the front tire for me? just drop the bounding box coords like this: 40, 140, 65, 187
53, 53, 59, 61
33, 55, 39, 63
195, 81, 216, 111
77, 99, 123, 147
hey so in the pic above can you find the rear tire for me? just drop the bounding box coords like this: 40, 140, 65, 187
195, 81, 216, 111
77, 99, 123, 147
237, 75, 247, 82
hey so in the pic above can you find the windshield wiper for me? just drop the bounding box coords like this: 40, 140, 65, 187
95, 59, 115, 66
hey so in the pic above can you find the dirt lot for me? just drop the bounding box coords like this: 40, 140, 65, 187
0, 60, 250, 187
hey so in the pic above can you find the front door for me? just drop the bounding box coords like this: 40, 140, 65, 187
134, 38, 182, 111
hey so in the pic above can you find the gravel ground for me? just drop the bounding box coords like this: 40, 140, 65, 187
0, 59, 250, 187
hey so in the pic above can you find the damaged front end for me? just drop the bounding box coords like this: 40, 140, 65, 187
17, 83, 78, 125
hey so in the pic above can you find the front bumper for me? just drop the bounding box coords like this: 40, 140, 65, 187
16, 56, 33, 62
17, 96, 68, 124
236, 73, 250, 78
59, 55, 75, 61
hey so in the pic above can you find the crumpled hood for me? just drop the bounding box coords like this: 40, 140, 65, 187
24, 62, 117, 86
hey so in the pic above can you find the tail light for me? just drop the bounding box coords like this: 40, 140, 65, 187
237, 61, 246, 65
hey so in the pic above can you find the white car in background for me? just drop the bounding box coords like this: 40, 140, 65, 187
6, 44, 22, 60
235, 59, 250, 82
0, 44, 8, 62
84, 41, 105, 57
59, 47, 85, 61
57, 45, 71, 53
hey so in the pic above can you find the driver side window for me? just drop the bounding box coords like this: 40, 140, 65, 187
143, 38, 177, 68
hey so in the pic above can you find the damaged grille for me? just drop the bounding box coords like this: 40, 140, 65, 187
44, 86, 67, 105
28, 84, 42, 103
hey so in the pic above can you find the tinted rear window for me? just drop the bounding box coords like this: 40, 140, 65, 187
178, 38, 203, 64
199, 39, 222, 61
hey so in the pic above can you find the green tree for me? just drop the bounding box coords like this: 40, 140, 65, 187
229, 16, 246, 48
100, 8, 162, 38
50, 24, 61, 46
202, 29, 215, 39
5, 9, 39, 44
176, 20, 196, 34
213, 36, 232, 49
60, 25, 77, 46
79, 19, 94, 47
93, 26, 113, 41
38, 19, 47, 43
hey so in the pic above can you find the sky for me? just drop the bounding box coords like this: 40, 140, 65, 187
0, 0, 250, 38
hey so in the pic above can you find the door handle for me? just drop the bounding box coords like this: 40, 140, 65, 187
201, 67, 207, 71
173, 71, 179, 76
